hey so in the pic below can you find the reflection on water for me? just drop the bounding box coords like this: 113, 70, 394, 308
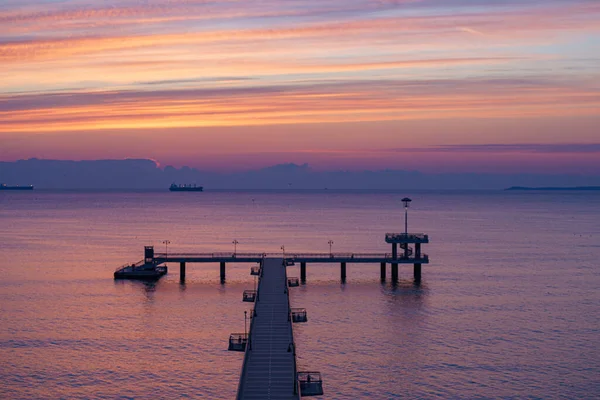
114, 279, 159, 300
1, 191, 599, 399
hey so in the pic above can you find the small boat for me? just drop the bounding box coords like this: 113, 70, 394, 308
0, 183, 34, 191
114, 263, 168, 280
169, 183, 203, 192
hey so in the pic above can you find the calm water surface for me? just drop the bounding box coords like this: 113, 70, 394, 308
1, 190, 599, 399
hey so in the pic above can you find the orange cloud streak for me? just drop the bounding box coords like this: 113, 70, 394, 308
1, 83, 598, 133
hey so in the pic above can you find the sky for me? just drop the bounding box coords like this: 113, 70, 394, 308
0, 0, 599, 173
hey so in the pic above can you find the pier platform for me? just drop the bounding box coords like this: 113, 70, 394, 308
116, 237, 430, 284
236, 258, 299, 399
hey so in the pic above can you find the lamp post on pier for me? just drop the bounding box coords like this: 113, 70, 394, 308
328, 240, 334, 257
281, 245, 285, 259
233, 239, 239, 256
162, 239, 171, 260
401, 198, 412, 236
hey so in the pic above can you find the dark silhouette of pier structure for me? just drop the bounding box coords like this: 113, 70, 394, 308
115, 233, 429, 397
128, 232, 429, 284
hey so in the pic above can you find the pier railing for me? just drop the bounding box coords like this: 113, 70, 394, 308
285, 253, 429, 261
385, 233, 429, 242
115, 260, 145, 272
236, 260, 264, 400
155, 252, 266, 259
150, 252, 428, 263
285, 264, 300, 396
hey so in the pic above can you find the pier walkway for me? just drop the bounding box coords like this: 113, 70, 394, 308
152, 251, 428, 264
237, 258, 299, 399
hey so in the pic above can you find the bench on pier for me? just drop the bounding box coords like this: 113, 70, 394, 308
288, 277, 300, 287
228, 333, 248, 352
242, 290, 257, 302
298, 371, 323, 396
250, 266, 260, 276
291, 308, 307, 323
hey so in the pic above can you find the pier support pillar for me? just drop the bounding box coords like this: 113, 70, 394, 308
180, 262, 186, 282
220, 262, 226, 283
300, 262, 306, 283
391, 242, 398, 281
380, 262, 386, 281
341, 262, 346, 283
414, 263, 422, 283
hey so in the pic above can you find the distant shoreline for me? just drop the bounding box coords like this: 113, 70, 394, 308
505, 186, 600, 191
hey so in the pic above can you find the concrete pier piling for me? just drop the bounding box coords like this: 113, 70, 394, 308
414, 263, 422, 282
391, 264, 398, 282
180, 262, 186, 281
341, 262, 347, 283
391, 242, 398, 281
220, 262, 226, 282
300, 262, 306, 283
380, 262, 386, 281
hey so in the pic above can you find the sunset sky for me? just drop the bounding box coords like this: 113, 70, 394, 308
1, 0, 599, 173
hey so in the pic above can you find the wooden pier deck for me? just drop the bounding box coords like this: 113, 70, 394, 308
236, 258, 299, 400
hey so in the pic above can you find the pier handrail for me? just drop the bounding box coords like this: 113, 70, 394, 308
154, 252, 266, 258
285, 262, 300, 396
235, 260, 264, 400
115, 259, 145, 272
385, 233, 428, 240
153, 252, 429, 259
285, 253, 429, 260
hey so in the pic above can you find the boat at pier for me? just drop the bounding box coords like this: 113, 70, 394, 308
0, 183, 34, 190
169, 183, 203, 192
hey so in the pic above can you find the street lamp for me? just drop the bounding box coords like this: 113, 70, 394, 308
328, 240, 334, 257
233, 239, 239, 256
281, 245, 285, 258
162, 240, 171, 260
401, 197, 412, 236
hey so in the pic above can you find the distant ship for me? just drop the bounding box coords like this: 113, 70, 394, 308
0, 183, 34, 191
505, 186, 600, 191
169, 183, 203, 192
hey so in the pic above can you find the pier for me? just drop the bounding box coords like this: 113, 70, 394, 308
114, 231, 430, 396
116, 232, 429, 283
236, 258, 299, 399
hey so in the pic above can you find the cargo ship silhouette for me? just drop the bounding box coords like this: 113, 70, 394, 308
169, 183, 203, 192
0, 183, 34, 191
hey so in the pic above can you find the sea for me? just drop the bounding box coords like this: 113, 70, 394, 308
0, 190, 599, 399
